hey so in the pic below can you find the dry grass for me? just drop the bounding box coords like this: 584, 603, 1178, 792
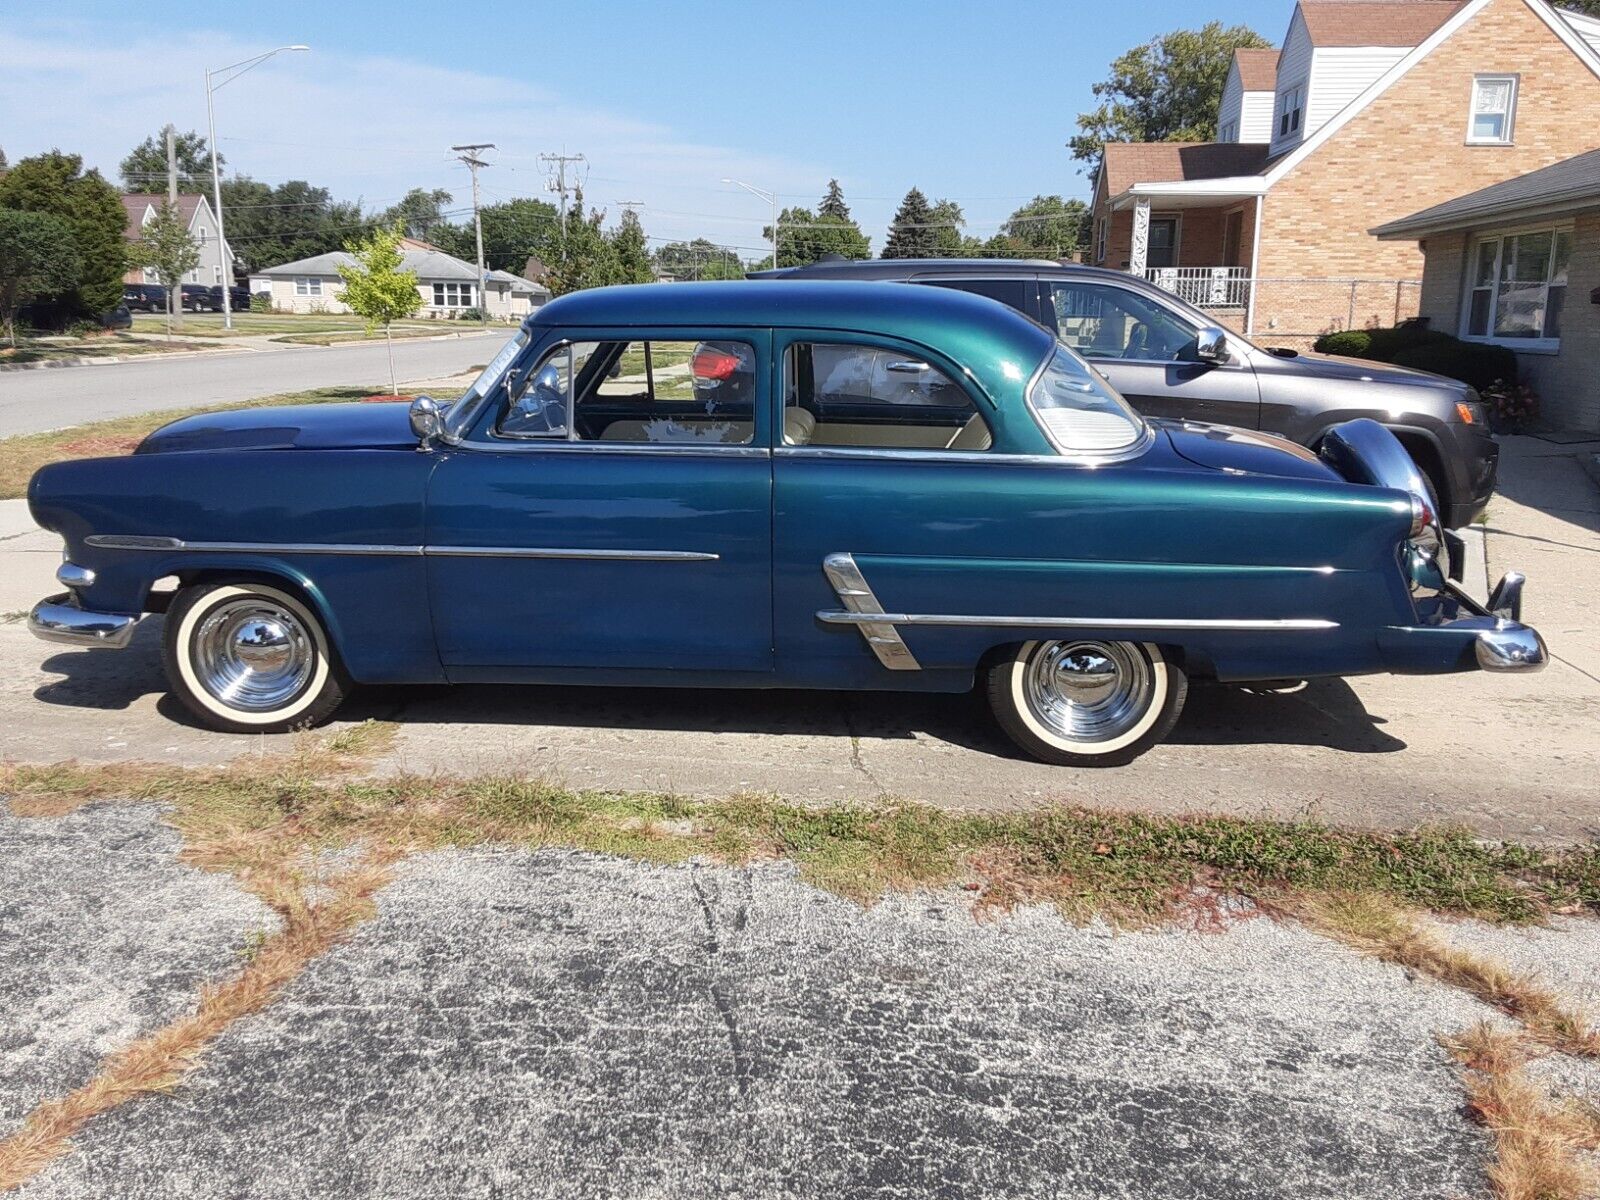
1300, 893, 1600, 1058
1443, 1022, 1600, 1200
0, 386, 373, 499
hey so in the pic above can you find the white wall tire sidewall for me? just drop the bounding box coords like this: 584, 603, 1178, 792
173, 585, 331, 727
1005, 640, 1169, 756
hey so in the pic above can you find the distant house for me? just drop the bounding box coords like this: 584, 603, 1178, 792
1088, 0, 1600, 344
521, 256, 554, 288
1374, 145, 1600, 432
249, 245, 550, 320
120, 194, 233, 287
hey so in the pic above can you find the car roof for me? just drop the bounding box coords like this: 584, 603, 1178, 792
750, 258, 1149, 287
526, 279, 1056, 401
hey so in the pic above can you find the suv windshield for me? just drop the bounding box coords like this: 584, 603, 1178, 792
1028, 343, 1149, 456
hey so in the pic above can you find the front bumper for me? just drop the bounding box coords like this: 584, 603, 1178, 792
28, 593, 141, 650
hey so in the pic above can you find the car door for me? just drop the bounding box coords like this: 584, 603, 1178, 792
1041, 279, 1261, 429
424, 328, 775, 679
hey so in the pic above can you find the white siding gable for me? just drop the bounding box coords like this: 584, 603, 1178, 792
1307, 45, 1410, 132
1562, 8, 1600, 58
1218, 63, 1244, 140
1268, 9, 1314, 156
1239, 90, 1276, 143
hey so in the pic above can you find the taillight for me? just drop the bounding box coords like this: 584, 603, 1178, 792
1409, 492, 1434, 537
691, 347, 742, 381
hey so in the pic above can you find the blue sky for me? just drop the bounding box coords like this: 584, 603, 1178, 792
3, 1, 1290, 257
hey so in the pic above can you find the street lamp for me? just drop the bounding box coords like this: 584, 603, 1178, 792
206, 44, 309, 329
722, 178, 778, 271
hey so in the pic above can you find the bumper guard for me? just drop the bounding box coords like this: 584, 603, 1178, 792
28, 593, 141, 650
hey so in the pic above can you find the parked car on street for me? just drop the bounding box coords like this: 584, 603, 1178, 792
180, 283, 217, 312
122, 283, 167, 312
26, 282, 1544, 764
754, 259, 1498, 530
206, 284, 252, 312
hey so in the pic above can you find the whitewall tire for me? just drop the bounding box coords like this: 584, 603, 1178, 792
984, 640, 1186, 767
163, 582, 348, 733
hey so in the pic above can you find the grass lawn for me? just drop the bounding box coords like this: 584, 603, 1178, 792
128, 313, 447, 339
0, 334, 222, 365
0, 387, 379, 500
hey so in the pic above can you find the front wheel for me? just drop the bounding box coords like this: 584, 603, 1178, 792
163, 582, 348, 733
984, 640, 1186, 766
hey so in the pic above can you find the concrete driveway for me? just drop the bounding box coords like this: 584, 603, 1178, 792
3, 434, 1597, 843
0, 331, 504, 437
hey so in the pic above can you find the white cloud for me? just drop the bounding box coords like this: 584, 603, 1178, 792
0, 19, 831, 252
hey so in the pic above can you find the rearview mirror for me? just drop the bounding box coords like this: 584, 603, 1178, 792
1195, 327, 1229, 364
409, 394, 446, 449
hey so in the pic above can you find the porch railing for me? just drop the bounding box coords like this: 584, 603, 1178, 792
1142, 266, 1250, 309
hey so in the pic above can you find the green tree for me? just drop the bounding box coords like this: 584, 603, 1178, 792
1069, 22, 1272, 163
337, 223, 424, 394
765, 182, 871, 266
544, 190, 623, 295
431, 197, 561, 272
0, 151, 127, 314
929, 200, 965, 253
218, 177, 371, 275
609, 208, 652, 284
883, 187, 938, 259
1000, 195, 1091, 258
1557, 0, 1600, 13
119, 130, 220, 194
0, 209, 80, 345
651, 238, 743, 280
133, 201, 201, 337
381, 187, 453, 240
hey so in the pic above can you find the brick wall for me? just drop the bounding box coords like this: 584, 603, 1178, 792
1515, 209, 1600, 432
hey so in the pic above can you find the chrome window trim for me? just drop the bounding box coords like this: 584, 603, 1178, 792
777, 445, 1066, 467
1022, 344, 1157, 465
458, 439, 771, 459
817, 611, 1338, 632
84, 535, 719, 561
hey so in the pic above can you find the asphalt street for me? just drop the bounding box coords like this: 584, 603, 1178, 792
0, 332, 505, 437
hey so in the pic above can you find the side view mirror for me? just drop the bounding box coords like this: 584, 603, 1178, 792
409, 394, 446, 449
1195, 326, 1230, 364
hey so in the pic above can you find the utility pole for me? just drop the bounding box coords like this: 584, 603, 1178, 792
452, 143, 495, 326
165, 124, 181, 333
540, 152, 586, 261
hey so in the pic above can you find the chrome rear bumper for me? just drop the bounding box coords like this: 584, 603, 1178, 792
1452, 572, 1546, 673
28, 593, 140, 650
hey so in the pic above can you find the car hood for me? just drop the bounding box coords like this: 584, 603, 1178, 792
136, 402, 420, 454
1156, 418, 1340, 482
1254, 348, 1468, 392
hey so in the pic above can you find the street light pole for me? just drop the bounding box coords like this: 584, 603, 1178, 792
722, 178, 778, 270
206, 44, 309, 330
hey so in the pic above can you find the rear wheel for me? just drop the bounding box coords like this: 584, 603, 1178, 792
984, 639, 1186, 766
163, 582, 347, 733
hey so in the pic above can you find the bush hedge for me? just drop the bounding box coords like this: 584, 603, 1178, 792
1312, 323, 1517, 391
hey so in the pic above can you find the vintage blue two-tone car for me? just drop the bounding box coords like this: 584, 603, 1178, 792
27, 281, 1546, 766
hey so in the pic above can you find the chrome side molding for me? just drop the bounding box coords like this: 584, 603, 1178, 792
82, 536, 718, 562
816, 611, 1339, 632
821, 553, 921, 671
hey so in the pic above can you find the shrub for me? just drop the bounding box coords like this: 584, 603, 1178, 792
249, 292, 273, 313
1363, 323, 1454, 360
1313, 329, 1372, 357
1480, 379, 1538, 432
1390, 340, 1518, 391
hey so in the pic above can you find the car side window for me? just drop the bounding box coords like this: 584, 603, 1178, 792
495, 341, 597, 438
1048, 282, 1199, 363
783, 342, 992, 452
919, 277, 1030, 316
577, 340, 755, 445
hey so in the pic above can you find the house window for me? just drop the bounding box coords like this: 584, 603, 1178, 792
1219, 120, 1238, 143
294, 277, 322, 297
1467, 75, 1517, 144
1277, 84, 1303, 138
197, 228, 207, 247
432, 282, 474, 307
1464, 227, 1571, 347
1094, 217, 1108, 265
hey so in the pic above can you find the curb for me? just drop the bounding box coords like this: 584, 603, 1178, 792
267, 329, 507, 351
0, 348, 243, 373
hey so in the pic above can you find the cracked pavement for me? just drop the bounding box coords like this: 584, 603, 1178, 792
13, 804, 1591, 1199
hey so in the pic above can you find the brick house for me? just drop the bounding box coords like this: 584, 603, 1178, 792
1088, 0, 1600, 345
120, 194, 233, 287
1374, 145, 1600, 431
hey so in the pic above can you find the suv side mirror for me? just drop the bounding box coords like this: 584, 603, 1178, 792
409, 394, 446, 449
1195, 327, 1229, 364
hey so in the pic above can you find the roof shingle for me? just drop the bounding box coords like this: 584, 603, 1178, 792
1101, 142, 1271, 197
1233, 48, 1281, 91
120, 193, 204, 239
1297, 0, 1465, 48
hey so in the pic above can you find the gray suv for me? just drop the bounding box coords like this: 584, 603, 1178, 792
753, 259, 1498, 529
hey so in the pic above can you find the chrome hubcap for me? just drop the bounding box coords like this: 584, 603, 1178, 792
1023, 640, 1155, 745
192, 599, 316, 712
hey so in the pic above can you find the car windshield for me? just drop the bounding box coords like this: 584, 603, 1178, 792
448, 329, 530, 432
1028, 342, 1149, 456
